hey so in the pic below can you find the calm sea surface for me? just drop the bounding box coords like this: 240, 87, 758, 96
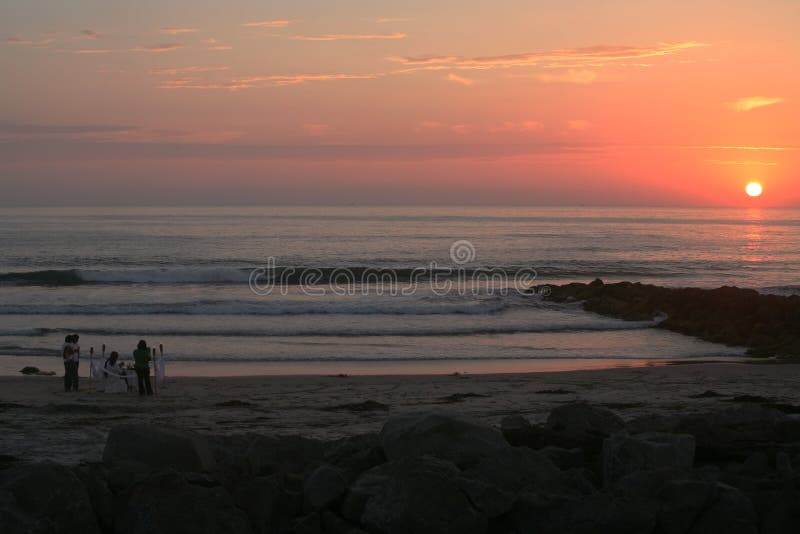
1, 206, 798, 375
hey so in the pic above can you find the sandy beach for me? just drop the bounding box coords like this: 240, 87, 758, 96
3, 361, 799, 466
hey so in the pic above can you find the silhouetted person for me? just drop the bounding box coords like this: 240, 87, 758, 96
62, 336, 78, 392
133, 340, 153, 396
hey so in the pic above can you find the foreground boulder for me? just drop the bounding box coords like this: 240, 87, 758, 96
674, 405, 800, 462
603, 432, 695, 486
342, 455, 486, 534
658, 479, 758, 534
303, 463, 348, 511
545, 403, 626, 453
116, 470, 252, 534
245, 435, 324, 477
379, 412, 510, 468
103, 424, 216, 472
0, 462, 101, 534
458, 446, 592, 518
234, 474, 301, 533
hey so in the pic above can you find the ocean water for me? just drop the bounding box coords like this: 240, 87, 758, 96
1, 206, 799, 375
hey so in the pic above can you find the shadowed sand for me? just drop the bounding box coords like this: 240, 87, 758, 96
2, 361, 799, 465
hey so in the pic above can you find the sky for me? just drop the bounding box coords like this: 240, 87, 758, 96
0, 0, 797, 206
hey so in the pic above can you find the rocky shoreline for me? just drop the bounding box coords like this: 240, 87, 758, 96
3, 403, 800, 533
541, 280, 800, 357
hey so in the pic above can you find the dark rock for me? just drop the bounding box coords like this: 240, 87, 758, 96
342, 455, 486, 534
116, 470, 251, 534
73, 463, 113, 532
207, 433, 259, 490
458, 446, 590, 518
612, 467, 692, 501
322, 510, 368, 534
234, 474, 301, 533
760, 488, 800, 534
539, 446, 587, 471
323, 433, 385, 480
500, 414, 546, 448
775, 451, 792, 475
293, 511, 323, 534
19, 366, 55, 376
105, 460, 151, 494
379, 412, 510, 468
245, 435, 324, 477
675, 405, 800, 462
545, 281, 800, 357
545, 403, 626, 453
602, 432, 695, 486
0, 462, 101, 534
688, 483, 758, 534
304, 464, 347, 511
739, 451, 770, 475
501, 491, 657, 534
103, 424, 216, 473
657, 478, 717, 534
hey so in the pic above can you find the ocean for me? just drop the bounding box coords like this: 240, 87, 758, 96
1, 206, 798, 375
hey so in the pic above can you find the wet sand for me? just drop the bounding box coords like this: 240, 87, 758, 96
2, 361, 799, 465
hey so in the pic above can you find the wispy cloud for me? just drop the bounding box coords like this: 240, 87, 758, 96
235, 73, 380, 87
389, 42, 705, 69
376, 17, 413, 23
418, 121, 471, 135
158, 72, 379, 91
537, 69, 597, 84
161, 27, 198, 35
567, 120, 592, 131
292, 33, 407, 41
80, 29, 101, 39
159, 79, 255, 91
3, 36, 54, 47
729, 96, 782, 112
0, 121, 135, 140
684, 145, 798, 151
130, 43, 184, 52
489, 121, 544, 133
149, 66, 229, 75
445, 73, 475, 86
74, 49, 111, 54
242, 19, 293, 28
706, 159, 778, 166
208, 45, 233, 51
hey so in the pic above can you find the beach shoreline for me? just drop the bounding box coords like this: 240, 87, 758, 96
3, 361, 799, 466
0, 352, 755, 378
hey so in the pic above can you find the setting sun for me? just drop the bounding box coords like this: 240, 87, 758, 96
746, 182, 763, 197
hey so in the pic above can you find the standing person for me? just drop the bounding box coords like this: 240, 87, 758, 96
70, 334, 81, 390
62, 338, 77, 392
133, 340, 153, 396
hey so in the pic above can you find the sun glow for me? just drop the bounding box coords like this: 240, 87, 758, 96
745, 182, 763, 197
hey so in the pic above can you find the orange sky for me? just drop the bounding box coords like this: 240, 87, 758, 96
0, 0, 797, 206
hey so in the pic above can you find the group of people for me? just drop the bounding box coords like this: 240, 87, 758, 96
62, 336, 155, 396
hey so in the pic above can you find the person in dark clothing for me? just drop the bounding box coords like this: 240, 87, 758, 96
133, 340, 153, 396
63, 341, 78, 392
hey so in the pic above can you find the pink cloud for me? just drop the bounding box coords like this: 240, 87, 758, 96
292, 33, 407, 41
242, 20, 293, 28
389, 42, 706, 69
130, 43, 184, 52
161, 27, 198, 35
